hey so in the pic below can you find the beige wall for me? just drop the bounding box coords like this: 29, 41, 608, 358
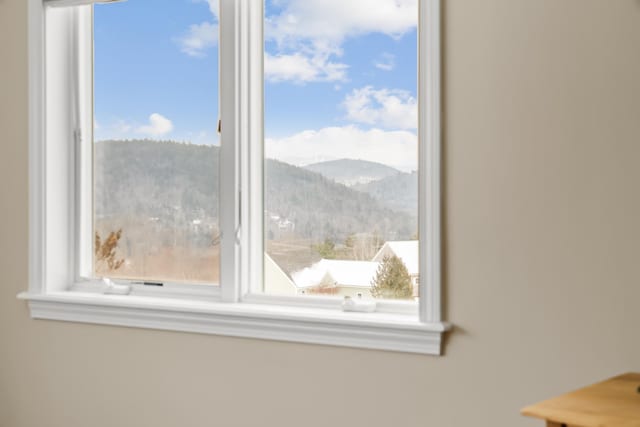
1, 1, 639, 426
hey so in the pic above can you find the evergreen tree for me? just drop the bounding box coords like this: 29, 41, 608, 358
314, 238, 337, 259
370, 255, 413, 299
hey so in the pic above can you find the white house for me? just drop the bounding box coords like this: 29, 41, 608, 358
291, 259, 380, 297
263, 253, 298, 296
286, 240, 420, 298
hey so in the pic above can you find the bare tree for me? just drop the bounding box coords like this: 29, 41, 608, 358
95, 229, 125, 272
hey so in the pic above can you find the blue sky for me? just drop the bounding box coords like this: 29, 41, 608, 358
95, 0, 418, 170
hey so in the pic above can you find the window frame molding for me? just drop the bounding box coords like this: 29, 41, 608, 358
20, 0, 450, 355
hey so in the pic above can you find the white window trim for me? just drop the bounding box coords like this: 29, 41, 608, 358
19, 0, 450, 355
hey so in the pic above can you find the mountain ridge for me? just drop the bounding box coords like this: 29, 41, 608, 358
303, 158, 401, 186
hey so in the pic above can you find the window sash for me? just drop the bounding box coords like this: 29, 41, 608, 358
231, 0, 442, 322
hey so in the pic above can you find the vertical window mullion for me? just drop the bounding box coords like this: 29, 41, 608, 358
219, 0, 241, 302
241, 0, 264, 298
227, 0, 264, 300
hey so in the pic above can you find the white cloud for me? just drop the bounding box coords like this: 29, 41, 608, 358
177, 0, 219, 57
201, 0, 218, 20
183, 130, 219, 146
113, 120, 132, 134
137, 113, 174, 137
265, 125, 417, 171
177, 22, 219, 57
93, 119, 130, 141
374, 53, 395, 71
342, 86, 417, 130
265, 52, 347, 83
266, 0, 417, 46
264, 0, 417, 83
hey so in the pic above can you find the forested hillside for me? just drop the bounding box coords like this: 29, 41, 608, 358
265, 159, 415, 242
353, 171, 418, 214
95, 140, 219, 220
95, 140, 416, 243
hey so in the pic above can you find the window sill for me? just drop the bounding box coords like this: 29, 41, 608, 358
17, 291, 450, 354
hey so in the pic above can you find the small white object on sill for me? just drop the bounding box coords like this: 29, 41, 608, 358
102, 277, 131, 295
341, 294, 376, 313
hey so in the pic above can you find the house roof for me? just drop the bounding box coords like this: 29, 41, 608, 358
291, 259, 379, 289
372, 240, 419, 275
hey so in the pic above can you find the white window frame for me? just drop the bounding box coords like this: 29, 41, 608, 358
20, 0, 450, 355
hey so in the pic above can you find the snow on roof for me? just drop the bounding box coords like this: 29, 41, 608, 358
291, 259, 380, 289
372, 240, 419, 275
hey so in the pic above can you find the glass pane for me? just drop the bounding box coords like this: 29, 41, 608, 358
93, 0, 220, 284
263, 0, 419, 300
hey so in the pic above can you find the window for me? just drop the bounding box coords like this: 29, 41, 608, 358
93, 0, 221, 286
21, 0, 448, 354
